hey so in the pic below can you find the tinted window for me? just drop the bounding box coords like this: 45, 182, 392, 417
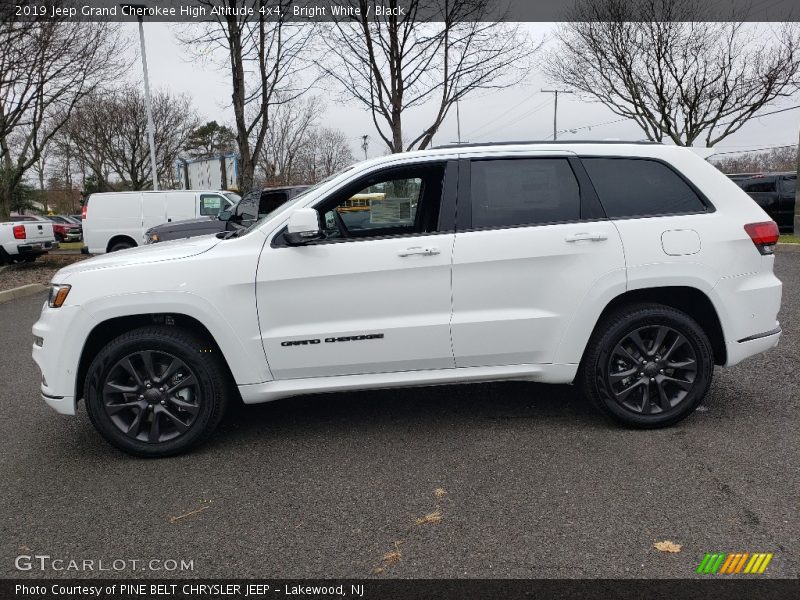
737, 178, 777, 193
781, 176, 796, 196
319, 163, 445, 240
470, 158, 580, 228
236, 192, 260, 220
583, 158, 707, 218
259, 192, 288, 217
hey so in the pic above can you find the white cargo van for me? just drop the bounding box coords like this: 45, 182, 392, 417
82, 190, 239, 254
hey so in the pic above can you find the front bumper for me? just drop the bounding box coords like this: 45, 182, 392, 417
32, 302, 94, 416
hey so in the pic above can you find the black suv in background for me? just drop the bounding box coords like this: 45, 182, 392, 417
145, 186, 309, 244
727, 172, 796, 233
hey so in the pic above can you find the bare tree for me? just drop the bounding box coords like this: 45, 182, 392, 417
177, 1, 315, 193
63, 87, 198, 191
0, 11, 128, 219
313, 127, 354, 179
712, 146, 798, 174
546, 0, 800, 147
318, 0, 536, 153
259, 95, 321, 185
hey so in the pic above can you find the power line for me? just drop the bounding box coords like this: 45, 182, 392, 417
713, 144, 796, 156
463, 90, 543, 139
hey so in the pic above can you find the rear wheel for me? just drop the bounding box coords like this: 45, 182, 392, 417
580, 303, 713, 428
84, 326, 229, 457
109, 241, 134, 252
0, 248, 10, 265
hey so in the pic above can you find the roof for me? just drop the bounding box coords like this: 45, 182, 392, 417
432, 139, 659, 150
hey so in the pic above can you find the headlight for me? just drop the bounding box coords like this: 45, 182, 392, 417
48, 284, 71, 308
146, 230, 159, 243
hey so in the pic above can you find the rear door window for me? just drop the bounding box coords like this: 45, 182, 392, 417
582, 158, 708, 218
469, 158, 581, 228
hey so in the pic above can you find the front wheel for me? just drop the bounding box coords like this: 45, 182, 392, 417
84, 326, 229, 457
580, 304, 713, 428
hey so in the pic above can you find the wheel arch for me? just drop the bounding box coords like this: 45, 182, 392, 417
582, 286, 727, 367
75, 313, 239, 403
106, 235, 138, 252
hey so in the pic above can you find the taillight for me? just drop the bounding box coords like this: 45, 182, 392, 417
744, 221, 779, 255
81, 204, 87, 220
13, 225, 25, 240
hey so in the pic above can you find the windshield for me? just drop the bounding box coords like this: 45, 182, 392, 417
233, 167, 355, 237
223, 192, 241, 206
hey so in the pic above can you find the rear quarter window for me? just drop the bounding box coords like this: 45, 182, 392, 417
582, 158, 708, 218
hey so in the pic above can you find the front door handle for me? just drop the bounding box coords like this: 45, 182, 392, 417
397, 246, 440, 257
565, 232, 608, 243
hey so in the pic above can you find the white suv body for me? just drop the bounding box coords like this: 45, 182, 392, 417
32, 142, 782, 456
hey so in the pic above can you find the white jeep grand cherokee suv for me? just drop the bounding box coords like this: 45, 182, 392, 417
32, 142, 783, 457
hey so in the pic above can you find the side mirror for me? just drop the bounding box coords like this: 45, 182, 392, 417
284, 208, 323, 246
218, 209, 232, 221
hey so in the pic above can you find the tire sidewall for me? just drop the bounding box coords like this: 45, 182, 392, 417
85, 331, 221, 456
589, 307, 713, 428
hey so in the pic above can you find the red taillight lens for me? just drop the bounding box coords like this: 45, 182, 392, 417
12, 225, 25, 240
81, 204, 87, 220
744, 221, 779, 255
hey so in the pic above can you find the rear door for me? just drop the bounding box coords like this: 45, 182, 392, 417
450, 154, 625, 367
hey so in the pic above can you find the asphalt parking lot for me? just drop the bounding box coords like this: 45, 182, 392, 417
1, 249, 798, 580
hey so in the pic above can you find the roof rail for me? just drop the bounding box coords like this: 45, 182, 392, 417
431, 139, 661, 150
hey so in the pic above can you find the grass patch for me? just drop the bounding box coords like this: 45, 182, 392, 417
58, 242, 84, 250
779, 235, 800, 244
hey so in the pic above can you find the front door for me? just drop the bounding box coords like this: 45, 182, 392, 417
256, 161, 457, 380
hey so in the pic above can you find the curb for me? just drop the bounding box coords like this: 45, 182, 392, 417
0, 283, 48, 305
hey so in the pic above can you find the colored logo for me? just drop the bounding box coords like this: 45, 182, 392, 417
697, 552, 773, 574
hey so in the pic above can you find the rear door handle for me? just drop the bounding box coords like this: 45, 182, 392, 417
565, 232, 608, 242
397, 246, 440, 257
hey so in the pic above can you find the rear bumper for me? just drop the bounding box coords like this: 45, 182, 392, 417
726, 326, 781, 367
16, 240, 57, 254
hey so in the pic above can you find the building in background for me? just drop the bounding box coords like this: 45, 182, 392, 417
175, 153, 239, 192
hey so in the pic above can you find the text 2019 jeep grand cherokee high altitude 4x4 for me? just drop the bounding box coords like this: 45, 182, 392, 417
32, 142, 783, 457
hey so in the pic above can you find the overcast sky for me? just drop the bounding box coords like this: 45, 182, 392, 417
124, 22, 800, 160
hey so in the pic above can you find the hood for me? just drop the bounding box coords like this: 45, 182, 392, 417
148, 216, 219, 233
56, 234, 221, 279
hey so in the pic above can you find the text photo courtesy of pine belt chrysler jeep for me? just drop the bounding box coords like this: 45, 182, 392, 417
32, 142, 783, 457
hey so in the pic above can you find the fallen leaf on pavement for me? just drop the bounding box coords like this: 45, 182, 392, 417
654, 540, 682, 553
415, 510, 443, 525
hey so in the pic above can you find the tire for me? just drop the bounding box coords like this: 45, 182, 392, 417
55, 233, 64, 243
109, 241, 133, 252
580, 303, 713, 429
0, 248, 10, 265
84, 326, 229, 457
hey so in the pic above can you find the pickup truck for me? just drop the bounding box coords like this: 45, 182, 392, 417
0, 218, 58, 264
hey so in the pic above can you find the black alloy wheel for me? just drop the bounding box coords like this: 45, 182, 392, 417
580, 303, 713, 428
607, 325, 698, 415
102, 350, 201, 443
85, 326, 229, 457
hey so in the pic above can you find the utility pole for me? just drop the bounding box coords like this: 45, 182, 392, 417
456, 98, 462, 143
123, 4, 159, 190
541, 89, 573, 140
361, 135, 369, 160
